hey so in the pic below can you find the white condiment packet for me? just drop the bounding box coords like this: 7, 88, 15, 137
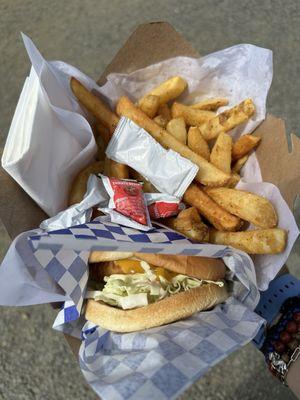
40, 174, 109, 231
106, 117, 199, 198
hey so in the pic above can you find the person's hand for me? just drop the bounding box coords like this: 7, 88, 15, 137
287, 356, 300, 398
253, 274, 300, 398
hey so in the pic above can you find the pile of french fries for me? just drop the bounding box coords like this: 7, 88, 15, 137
69, 76, 287, 255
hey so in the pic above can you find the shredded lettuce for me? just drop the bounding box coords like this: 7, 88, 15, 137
119, 293, 149, 309
86, 262, 224, 310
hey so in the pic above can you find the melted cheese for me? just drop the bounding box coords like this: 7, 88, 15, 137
114, 259, 177, 280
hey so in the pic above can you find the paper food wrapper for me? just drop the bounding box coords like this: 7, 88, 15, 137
0, 34, 298, 400
0, 217, 264, 400
1, 34, 98, 216
4, 34, 295, 289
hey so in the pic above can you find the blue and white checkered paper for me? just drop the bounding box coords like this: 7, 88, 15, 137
25, 217, 264, 400
79, 300, 263, 400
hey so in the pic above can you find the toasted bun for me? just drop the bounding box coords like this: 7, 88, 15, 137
89, 251, 133, 263
86, 283, 228, 332
134, 253, 226, 281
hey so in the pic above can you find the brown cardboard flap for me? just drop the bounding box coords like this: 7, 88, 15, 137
98, 22, 199, 85
1, 21, 299, 361
254, 114, 300, 210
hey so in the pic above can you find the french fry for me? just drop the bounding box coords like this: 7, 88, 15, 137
105, 158, 129, 179
171, 102, 215, 126
176, 206, 200, 221
205, 187, 278, 228
95, 135, 106, 161
158, 103, 172, 122
183, 184, 242, 231
92, 121, 108, 161
130, 169, 157, 193
94, 121, 111, 146
176, 207, 209, 242
116, 96, 230, 186
70, 77, 119, 135
143, 181, 158, 193
165, 207, 209, 242
103, 157, 111, 176
153, 115, 168, 128
190, 98, 229, 111
226, 173, 240, 188
167, 118, 187, 144
69, 161, 104, 205
210, 132, 232, 174
198, 99, 255, 140
138, 95, 160, 118
232, 155, 248, 173
232, 135, 261, 161
209, 228, 287, 254
110, 160, 129, 179
141, 76, 187, 105
187, 127, 210, 161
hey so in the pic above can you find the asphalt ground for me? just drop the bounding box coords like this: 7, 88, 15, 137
0, 1, 299, 399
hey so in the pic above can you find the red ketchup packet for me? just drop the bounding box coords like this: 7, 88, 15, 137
148, 202, 180, 219
145, 193, 185, 219
102, 176, 150, 226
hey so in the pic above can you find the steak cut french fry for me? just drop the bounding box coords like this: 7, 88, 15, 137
209, 228, 287, 254
158, 103, 172, 122
171, 102, 215, 126
210, 132, 232, 174
70, 77, 119, 135
232, 134, 261, 161
198, 99, 255, 140
138, 94, 160, 118
103, 157, 111, 176
190, 98, 229, 111
130, 169, 157, 193
183, 184, 242, 231
105, 158, 129, 179
187, 127, 210, 161
69, 161, 104, 206
94, 121, 111, 146
110, 160, 129, 179
226, 173, 240, 188
167, 118, 187, 144
153, 115, 168, 128
232, 155, 248, 173
116, 96, 231, 187
204, 187, 278, 228
165, 207, 209, 242
175, 207, 209, 242
95, 135, 106, 161
141, 76, 187, 105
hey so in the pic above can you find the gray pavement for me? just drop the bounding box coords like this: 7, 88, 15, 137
0, 1, 299, 399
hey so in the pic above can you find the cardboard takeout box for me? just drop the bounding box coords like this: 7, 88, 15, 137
1, 21, 300, 364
